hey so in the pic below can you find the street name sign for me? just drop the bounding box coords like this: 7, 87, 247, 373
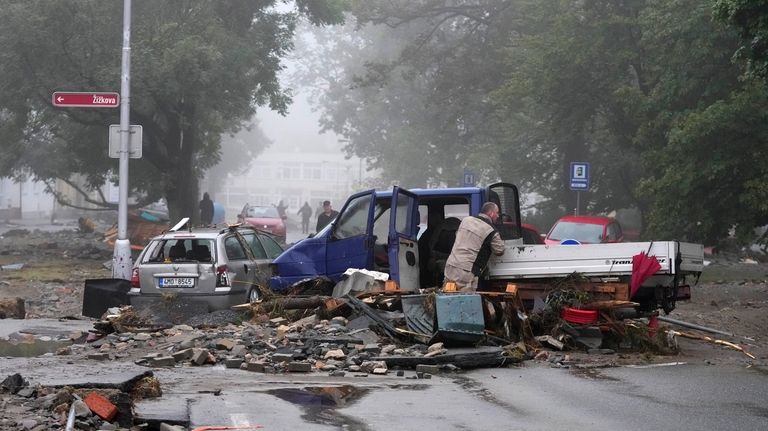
569, 162, 589, 191
109, 125, 142, 159
52, 92, 120, 108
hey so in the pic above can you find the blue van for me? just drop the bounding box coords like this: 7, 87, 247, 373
269, 183, 522, 292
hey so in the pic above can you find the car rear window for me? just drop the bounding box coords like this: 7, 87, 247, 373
142, 238, 215, 263
548, 222, 604, 243
246, 206, 279, 218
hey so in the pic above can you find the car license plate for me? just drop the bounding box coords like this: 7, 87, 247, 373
159, 277, 195, 288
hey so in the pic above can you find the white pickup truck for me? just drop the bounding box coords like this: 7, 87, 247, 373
488, 240, 704, 314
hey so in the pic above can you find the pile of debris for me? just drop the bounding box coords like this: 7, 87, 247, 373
78, 269, 685, 377
1, 371, 157, 431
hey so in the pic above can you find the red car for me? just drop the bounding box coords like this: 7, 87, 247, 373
521, 223, 545, 244
544, 215, 623, 245
237, 205, 286, 241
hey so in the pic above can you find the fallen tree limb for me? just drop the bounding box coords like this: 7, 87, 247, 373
668, 330, 756, 359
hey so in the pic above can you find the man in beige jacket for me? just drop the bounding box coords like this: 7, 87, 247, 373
444, 202, 506, 292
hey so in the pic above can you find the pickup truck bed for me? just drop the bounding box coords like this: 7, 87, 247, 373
487, 241, 704, 313
489, 241, 704, 279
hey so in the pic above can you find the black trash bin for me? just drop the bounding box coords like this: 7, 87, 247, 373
82, 278, 131, 319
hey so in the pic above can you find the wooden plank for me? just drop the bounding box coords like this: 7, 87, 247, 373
484, 281, 631, 302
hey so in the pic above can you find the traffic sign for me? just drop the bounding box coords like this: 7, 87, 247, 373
108, 125, 142, 159
52, 92, 120, 108
462, 171, 477, 187
569, 162, 589, 191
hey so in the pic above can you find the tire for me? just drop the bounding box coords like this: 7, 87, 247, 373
248, 287, 261, 303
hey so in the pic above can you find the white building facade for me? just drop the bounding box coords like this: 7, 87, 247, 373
220, 148, 364, 216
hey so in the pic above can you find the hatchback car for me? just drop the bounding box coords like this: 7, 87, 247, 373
544, 215, 623, 245
237, 204, 287, 242
128, 225, 284, 311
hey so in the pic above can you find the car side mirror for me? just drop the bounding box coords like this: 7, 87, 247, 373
281, 215, 288, 220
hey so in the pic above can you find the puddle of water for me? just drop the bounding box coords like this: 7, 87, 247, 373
0, 338, 72, 357
266, 385, 405, 431
268, 385, 371, 430
267, 385, 369, 409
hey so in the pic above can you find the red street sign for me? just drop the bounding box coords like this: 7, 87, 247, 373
52, 91, 120, 108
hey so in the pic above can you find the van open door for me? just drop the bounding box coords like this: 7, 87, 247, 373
387, 187, 419, 292
326, 190, 377, 280
487, 182, 522, 240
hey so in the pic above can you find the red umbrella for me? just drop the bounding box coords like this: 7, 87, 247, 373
630, 252, 661, 298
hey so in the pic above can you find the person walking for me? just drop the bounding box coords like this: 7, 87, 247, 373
297, 201, 313, 234
275, 200, 288, 218
316, 200, 339, 232
443, 202, 505, 292
199, 192, 214, 226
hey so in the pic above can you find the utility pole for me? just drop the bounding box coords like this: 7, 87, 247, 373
112, 0, 133, 280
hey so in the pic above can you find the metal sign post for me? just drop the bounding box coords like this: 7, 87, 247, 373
112, 0, 133, 280
569, 162, 589, 215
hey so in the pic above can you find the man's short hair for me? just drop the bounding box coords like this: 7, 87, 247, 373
481, 202, 498, 215
323, 200, 331, 206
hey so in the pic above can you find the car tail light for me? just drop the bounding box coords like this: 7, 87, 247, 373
216, 265, 231, 287
130, 268, 141, 289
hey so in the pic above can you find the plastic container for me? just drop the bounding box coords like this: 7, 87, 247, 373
561, 307, 598, 324
435, 294, 485, 344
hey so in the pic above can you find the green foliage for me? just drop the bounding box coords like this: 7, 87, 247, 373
714, 0, 768, 79
643, 84, 768, 244
301, 0, 767, 245
0, 0, 346, 220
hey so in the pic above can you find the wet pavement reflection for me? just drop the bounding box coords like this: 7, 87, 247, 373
266, 384, 429, 430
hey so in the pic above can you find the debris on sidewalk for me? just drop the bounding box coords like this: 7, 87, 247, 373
0, 297, 25, 319
667, 330, 756, 359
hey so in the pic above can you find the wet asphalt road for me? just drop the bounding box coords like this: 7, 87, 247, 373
2, 346, 766, 430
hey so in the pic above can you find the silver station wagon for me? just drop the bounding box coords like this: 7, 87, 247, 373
128, 224, 284, 311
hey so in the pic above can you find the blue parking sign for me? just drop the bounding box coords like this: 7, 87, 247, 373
462, 171, 476, 187
570, 162, 589, 190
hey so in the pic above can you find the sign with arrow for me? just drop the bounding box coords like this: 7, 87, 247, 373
52, 92, 120, 108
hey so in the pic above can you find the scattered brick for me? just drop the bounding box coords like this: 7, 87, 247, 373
84, 392, 118, 422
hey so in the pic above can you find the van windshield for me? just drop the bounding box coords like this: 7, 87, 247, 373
548, 222, 604, 243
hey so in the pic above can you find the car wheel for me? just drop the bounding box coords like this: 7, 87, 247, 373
248, 287, 261, 303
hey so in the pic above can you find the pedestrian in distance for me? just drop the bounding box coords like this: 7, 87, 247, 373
443, 202, 505, 292
199, 192, 214, 226
316, 200, 339, 232
275, 200, 288, 219
297, 201, 313, 234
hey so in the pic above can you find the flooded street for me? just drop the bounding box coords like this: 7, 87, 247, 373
3, 347, 766, 430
